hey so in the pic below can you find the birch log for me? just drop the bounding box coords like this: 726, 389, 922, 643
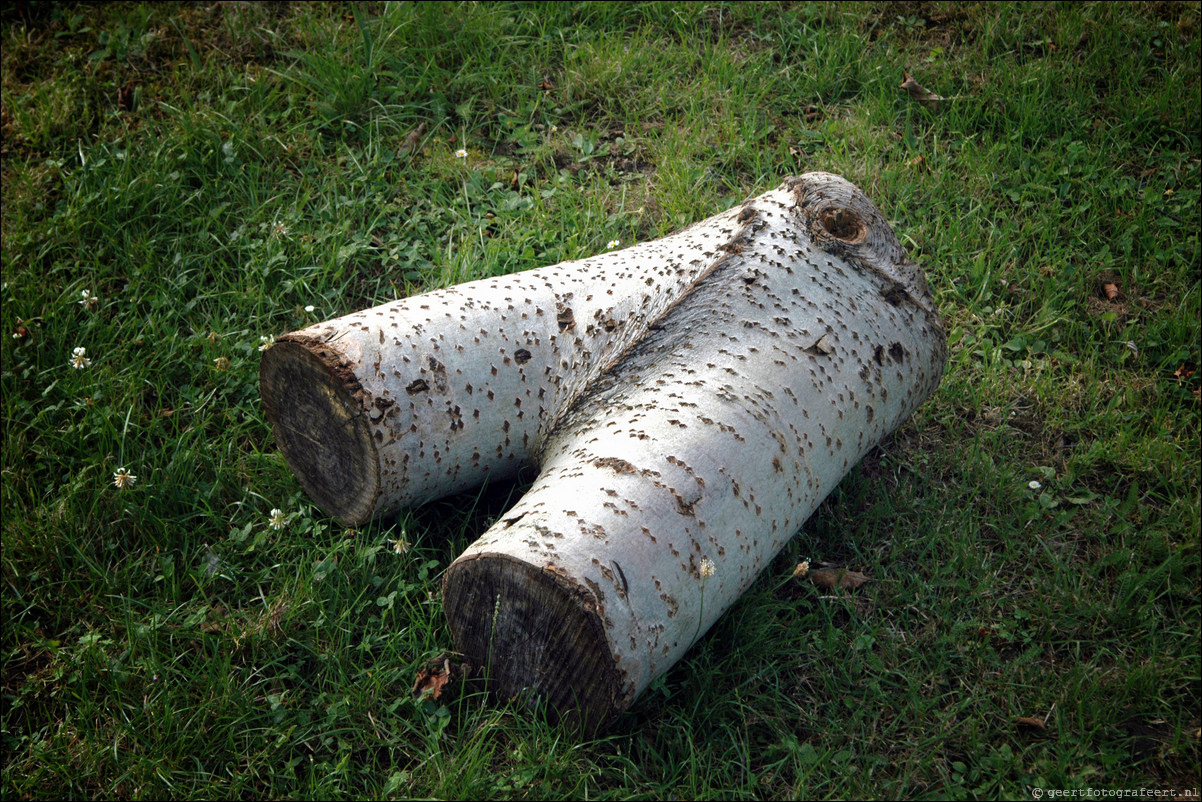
260, 173, 946, 731
259, 187, 772, 524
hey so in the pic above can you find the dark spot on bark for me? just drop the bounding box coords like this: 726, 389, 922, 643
819, 207, 865, 243
406, 379, 429, 395
514, 348, 532, 364
882, 281, 909, 306
874, 344, 885, 366
593, 456, 637, 474
737, 206, 757, 224
611, 560, 629, 594
889, 342, 906, 362
557, 306, 575, 332
374, 396, 394, 411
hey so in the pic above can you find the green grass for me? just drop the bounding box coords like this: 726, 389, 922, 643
2, 1, 1198, 798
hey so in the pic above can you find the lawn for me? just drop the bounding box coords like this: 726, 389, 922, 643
2, 2, 1199, 799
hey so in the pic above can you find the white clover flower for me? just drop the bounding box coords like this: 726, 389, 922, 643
455, 148, 467, 159
112, 467, 137, 489
79, 289, 100, 310
271, 221, 291, 238
392, 536, 411, 555
259, 335, 275, 351
607, 239, 620, 249
700, 557, 715, 578
268, 509, 287, 530
304, 305, 316, 312
69, 346, 92, 369
1028, 480, 1042, 491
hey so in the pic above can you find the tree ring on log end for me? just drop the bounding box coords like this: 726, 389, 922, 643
259, 339, 380, 525
443, 553, 626, 734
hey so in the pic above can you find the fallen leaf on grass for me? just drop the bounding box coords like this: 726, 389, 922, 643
1103, 281, 1121, 300
807, 567, 870, 591
412, 658, 451, 700
1014, 716, 1049, 731
900, 71, 947, 110
118, 84, 137, 112
397, 122, 427, 156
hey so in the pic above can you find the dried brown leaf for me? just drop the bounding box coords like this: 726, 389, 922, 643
398, 122, 427, 156
1015, 716, 1049, 731
1104, 282, 1120, 300
118, 84, 136, 112
412, 659, 451, 700
900, 71, 945, 110
808, 567, 870, 591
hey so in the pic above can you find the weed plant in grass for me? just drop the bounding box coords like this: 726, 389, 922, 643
2, 2, 1199, 799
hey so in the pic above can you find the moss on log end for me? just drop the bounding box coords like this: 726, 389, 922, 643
259, 338, 380, 525
442, 553, 626, 733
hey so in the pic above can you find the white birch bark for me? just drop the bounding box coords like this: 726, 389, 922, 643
261, 173, 946, 730
260, 196, 765, 524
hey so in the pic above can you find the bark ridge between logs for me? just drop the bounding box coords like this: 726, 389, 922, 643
259, 172, 947, 731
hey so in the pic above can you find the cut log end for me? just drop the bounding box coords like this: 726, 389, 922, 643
442, 553, 626, 734
259, 339, 380, 525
